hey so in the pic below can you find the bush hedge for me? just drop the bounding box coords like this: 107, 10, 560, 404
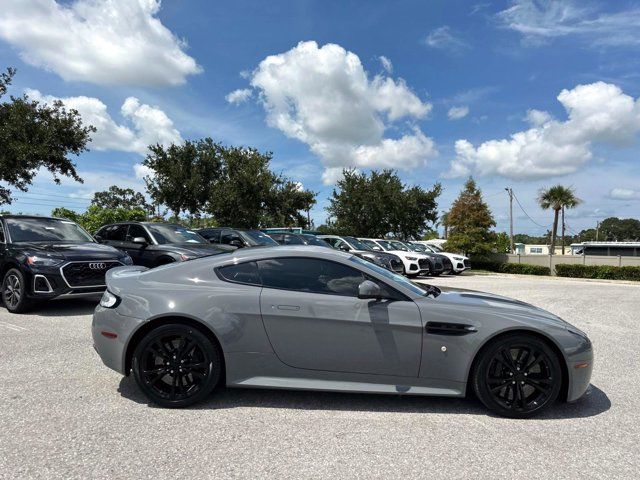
555, 264, 640, 281
472, 260, 551, 276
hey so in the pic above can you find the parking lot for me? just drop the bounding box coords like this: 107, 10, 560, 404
0, 273, 638, 479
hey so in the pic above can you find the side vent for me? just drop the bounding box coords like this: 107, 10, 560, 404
425, 322, 477, 336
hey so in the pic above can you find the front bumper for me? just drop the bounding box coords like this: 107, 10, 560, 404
565, 335, 594, 402
24, 266, 105, 300
92, 305, 145, 375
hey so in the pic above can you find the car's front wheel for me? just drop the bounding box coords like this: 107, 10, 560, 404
472, 333, 562, 418
2, 268, 31, 313
132, 324, 222, 408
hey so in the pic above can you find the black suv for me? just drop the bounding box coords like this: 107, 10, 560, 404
196, 227, 279, 249
96, 222, 226, 267
266, 232, 332, 247
0, 215, 132, 313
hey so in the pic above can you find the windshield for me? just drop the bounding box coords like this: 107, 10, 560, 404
390, 241, 410, 251
6, 218, 94, 243
376, 240, 393, 251
349, 255, 438, 297
409, 243, 427, 252
147, 224, 207, 244
239, 230, 279, 246
302, 234, 330, 247
343, 236, 371, 251
427, 244, 443, 252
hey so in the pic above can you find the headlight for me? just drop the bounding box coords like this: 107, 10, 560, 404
120, 255, 133, 265
406, 256, 418, 261
100, 290, 120, 308
26, 255, 64, 267
453, 256, 464, 261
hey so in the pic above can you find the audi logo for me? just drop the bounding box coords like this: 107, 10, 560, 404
88, 263, 107, 270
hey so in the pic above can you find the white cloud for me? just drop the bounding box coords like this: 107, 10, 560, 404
447, 82, 640, 180
609, 188, 640, 200
498, 0, 640, 47
424, 26, 469, 51
447, 106, 469, 120
379, 55, 393, 73
244, 41, 435, 184
225, 88, 252, 104
0, 0, 201, 86
26, 89, 182, 155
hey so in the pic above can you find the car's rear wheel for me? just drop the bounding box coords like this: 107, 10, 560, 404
132, 324, 222, 408
2, 268, 31, 313
472, 333, 562, 418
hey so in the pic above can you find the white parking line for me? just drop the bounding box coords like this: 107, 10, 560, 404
0, 321, 28, 331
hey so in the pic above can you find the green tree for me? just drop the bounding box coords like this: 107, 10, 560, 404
207, 145, 316, 228
0, 67, 95, 205
444, 177, 496, 255
327, 169, 441, 239
91, 185, 151, 212
537, 185, 582, 254
494, 232, 512, 253
52, 205, 147, 234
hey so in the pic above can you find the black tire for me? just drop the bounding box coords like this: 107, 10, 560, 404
2, 268, 31, 313
132, 323, 222, 408
472, 333, 562, 418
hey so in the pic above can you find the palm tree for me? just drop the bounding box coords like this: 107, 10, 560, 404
538, 185, 582, 255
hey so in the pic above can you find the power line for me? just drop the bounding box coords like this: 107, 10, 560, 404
512, 191, 550, 230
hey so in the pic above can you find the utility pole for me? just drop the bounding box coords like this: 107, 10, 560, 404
561, 205, 565, 255
505, 187, 514, 253
596, 221, 600, 241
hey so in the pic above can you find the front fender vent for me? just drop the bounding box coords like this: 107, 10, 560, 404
426, 322, 477, 336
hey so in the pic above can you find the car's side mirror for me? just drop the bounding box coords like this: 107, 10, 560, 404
94, 235, 104, 243
358, 280, 381, 300
229, 239, 243, 248
371, 246, 381, 251
132, 237, 147, 244
338, 244, 351, 252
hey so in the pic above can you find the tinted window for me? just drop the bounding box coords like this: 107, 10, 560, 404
6, 218, 94, 243
127, 224, 151, 242
257, 258, 364, 296
238, 230, 279, 246
269, 233, 284, 244
221, 229, 242, 245
218, 261, 261, 285
199, 229, 220, 242
106, 224, 128, 241
0, 224, 5, 243
302, 234, 330, 247
349, 256, 430, 297
284, 234, 305, 245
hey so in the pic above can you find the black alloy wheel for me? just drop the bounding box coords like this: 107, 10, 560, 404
473, 334, 562, 418
132, 324, 222, 408
2, 268, 30, 313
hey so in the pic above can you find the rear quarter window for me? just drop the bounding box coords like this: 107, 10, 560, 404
216, 261, 261, 285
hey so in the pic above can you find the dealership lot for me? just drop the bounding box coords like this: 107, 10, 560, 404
0, 274, 638, 479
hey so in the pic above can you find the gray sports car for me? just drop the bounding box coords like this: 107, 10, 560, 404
92, 246, 593, 418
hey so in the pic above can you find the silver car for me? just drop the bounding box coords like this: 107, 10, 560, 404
92, 246, 593, 418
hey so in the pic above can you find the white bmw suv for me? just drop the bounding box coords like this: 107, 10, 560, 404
418, 242, 470, 274
358, 238, 431, 277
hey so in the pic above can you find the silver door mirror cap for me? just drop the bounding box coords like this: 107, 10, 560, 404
358, 280, 381, 300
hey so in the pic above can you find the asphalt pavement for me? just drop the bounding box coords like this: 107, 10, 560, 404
0, 273, 638, 479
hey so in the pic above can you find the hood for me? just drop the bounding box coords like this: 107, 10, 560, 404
17, 242, 125, 260
426, 286, 568, 329
167, 243, 227, 257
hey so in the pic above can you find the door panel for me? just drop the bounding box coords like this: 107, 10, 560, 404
259, 288, 422, 377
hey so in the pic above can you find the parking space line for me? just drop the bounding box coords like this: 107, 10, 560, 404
0, 321, 28, 331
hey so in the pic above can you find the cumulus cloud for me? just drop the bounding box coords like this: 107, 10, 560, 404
448, 106, 469, 120
236, 41, 434, 184
424, 26, 469, 52
27, 89, 182, 155
0, 0, 201, 86
498, 0, 640, 47
225, 88, 252, 104
609, 188, 640, 200
447, 82, 640, 180
379, 55, 393, 73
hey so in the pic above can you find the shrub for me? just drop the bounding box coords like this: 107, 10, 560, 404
472, 260, 550, 276
555, 264, 640, 281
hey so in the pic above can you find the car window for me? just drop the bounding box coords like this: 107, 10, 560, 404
221, 229, 241, 245
238, 230, 279, 246
6, 218, 94, 243
127, 224, 150, 242
217, 261, 261, 285
269, 233, 284, 244
147, 224, 206, 244
257, 257, 365, 297
284, 234, 305, 245
321, 237, 336, 247
333, 239, 351, 251
0, 224, 5, 243
199, 229, 220, 243
103, 224, 127, 241
302, 234, 330, 247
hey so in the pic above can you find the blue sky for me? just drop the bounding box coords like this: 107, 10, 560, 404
1, 0, 640, 236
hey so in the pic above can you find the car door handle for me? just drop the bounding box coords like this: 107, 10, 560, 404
275, 304, 300, 311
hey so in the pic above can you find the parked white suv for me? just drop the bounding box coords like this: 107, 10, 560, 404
358, 238, 431, 277
418, 242, 470, 274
